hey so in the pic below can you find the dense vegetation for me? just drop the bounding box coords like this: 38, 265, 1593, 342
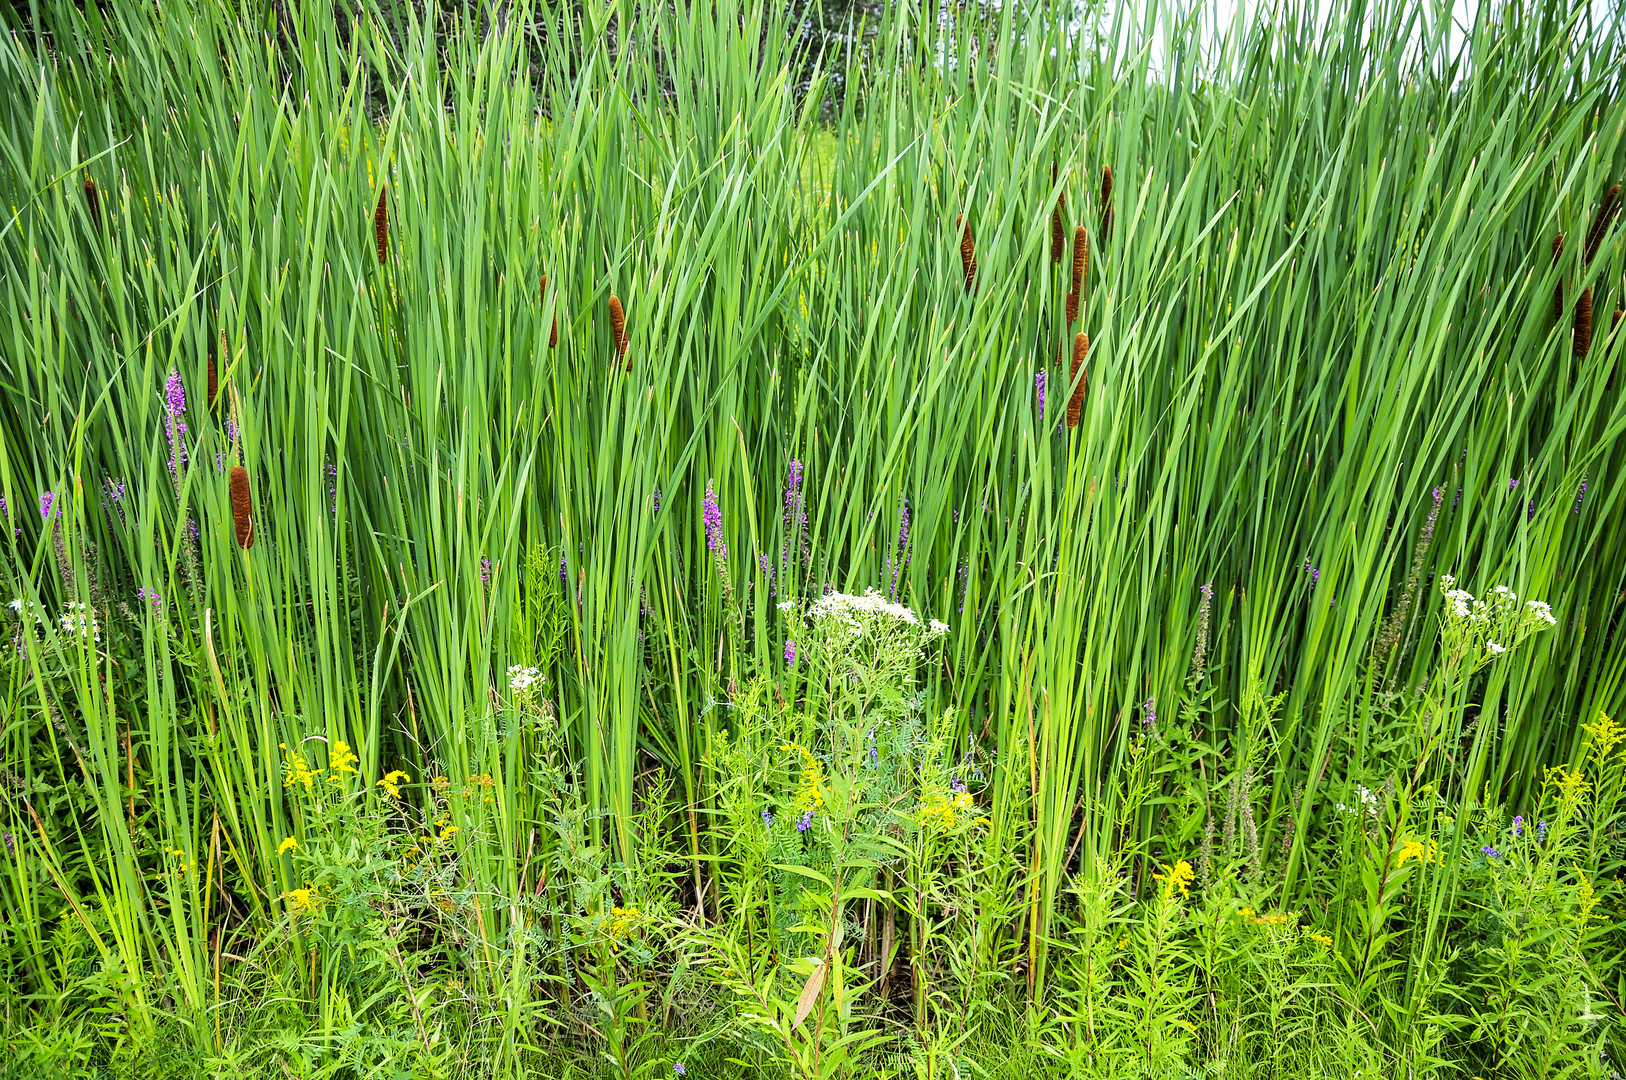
2, 0, 1625, 1076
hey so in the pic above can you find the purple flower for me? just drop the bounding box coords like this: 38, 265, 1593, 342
1537, 820, 1547, 844
796, 809, 813, 833
887, 499, 910, 599
758, 553, 772, 574
673, 1066, 686, 1077
164, 369, 186, 417
480, 557, 493, 584
1526, 499, 1536, 521
1035, 370, 1047, 421
1, 831, 11, 852
652, 487, 662, 514
762, 810, 774, 828
703, 480, 726, 556
1481, 845, 1501, 860
1574, 482, 1586, 513
950, 775, 966, 794
137, 586, 162, 613
560, 556, 568, 585
39, 492, 55, 520
1143, 697, 1157, 727
1511, 815, 1523, 838
784, 639, 796, 666
1508, 477, 1518, 491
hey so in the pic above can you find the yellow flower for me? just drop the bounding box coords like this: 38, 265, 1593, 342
439, 825, 459, 841
377, 770, 410, 799
1238, 906, 1256, 918
1152, 860, 1194, 900
601, 905, 641, 952
1309, 932, 1333, 948
277, 837, 299, 856
279, 743, 324, 791
328, 740, 360, 782
780, 743, 825, 814
279, 887, 321, 916
1583, 712, 1624, 765
1396, 838, 1439, 866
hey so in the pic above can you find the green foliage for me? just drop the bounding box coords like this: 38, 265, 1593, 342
2, 0, 1626, 1074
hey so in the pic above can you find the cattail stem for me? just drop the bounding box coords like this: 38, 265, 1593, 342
1574, 287, 1593, 358
374, 189, 389, 266
608, 294, 628, 365
1067, 332, 1088, 429
1551, 233, 1565, 320
229, 466, 254, 549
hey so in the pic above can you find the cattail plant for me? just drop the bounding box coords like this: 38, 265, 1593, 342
83, 174, 100, 230
958, 215, 977, 291
608, 294, 628, 365
207, 352, 218, 411
1100, 166, 1113, 241
1050, 163, 1066, 263
542, 274, 558, 347
374, 188, 389, 265
1574, 287, 1593, 358
1067, 331, 1088, 428
229, 465, 254, 549
1066, 225, 1087, 324
1552, 233, 1565, 320
1585, 183, 1621, 265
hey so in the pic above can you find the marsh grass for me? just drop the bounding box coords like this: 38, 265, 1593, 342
1, 0, 1625, 1075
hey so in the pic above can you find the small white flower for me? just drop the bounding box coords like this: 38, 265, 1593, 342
508, 665, 545, 694
7, 598, 20, 612
1487, 641, 1506, 655
776, 600, 799, 612
928, 620, 949, 636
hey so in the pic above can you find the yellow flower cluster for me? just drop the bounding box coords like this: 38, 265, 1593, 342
157, 846, 192, 879
1396, 838, 1439, 866
601, 905, 641, 952
780, 744, 825, 814
1237, 907, 1300, 928
329, 740, 360, 783
914, 789, 974, 831
1308, 932, 1333, 948
280, 743, 324, 791
1583, 712, 1624, 764
1543, 763, 1591, 812
279, 887, 321, 916
463, 773, 495, 804
377, 769, 410, 799
278, 837, 299, 856
1153, 860, 1194, 900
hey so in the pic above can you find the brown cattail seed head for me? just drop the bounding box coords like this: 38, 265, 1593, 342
1585, 184, 1621, 266
229, 466, 254, 549
1067, 332, 1088, 429
207, 353, 218, 410
608, 294, 627, 362
1050, 165, 1066, 263
1100, 166, 1114, 240
1552, 234, 1565, 320
1066, 290, 1078, 325
542, 274, 558, 348
1574, 287, 1593, 358
373, 189, 389, 266
84, 175, 100, 229
959, 215, 977, 292
1071, 225, 1088, 296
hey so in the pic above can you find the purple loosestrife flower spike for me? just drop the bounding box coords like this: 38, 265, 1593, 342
39, 492, 55, 520
652, 487, 662, 514
702, 480, 726, 556
1035, 370, 1047, 421
784, 639, 796, 666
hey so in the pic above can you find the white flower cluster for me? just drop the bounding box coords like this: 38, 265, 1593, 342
58, 602, 100, 643
10, 598, 101, 643
1437, 576, 1557, 660
1336, 785, 1381, 819
508, 665, 545, 695
1523, 599, 1556, 627
810, 588, 922, 626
